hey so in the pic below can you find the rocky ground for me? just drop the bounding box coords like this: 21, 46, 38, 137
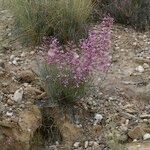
0, 3, 150, 150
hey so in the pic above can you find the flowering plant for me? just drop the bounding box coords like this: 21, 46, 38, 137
39, 16, 113, 106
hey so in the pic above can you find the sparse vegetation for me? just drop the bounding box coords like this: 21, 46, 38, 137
38, 16, 113, 108
9, 0, 93, 45
94, 0, 150, 30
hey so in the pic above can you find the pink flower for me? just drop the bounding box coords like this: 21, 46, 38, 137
42, 16, 113, 86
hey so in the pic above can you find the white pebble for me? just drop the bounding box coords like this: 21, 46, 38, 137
6, 111, 13, 117
30, 51, 35, 55
133, 139, 137, 142
135, 65, 144, 73
55, 141, 59, 145
8, 33, 11, 36
12, 59, 18, 65
143, 133, 150, 140
84, 141, 88, 149
10, 55, 15, 60
94, 113, 103, 125
21, 52, 26, 57
73, 142, 80, 148
133, 42, 137, 46
125, 119, 129, 125
23, 83, 29, 87
13, 87, 23, 102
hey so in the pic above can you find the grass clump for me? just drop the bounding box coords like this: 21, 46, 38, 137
9, 0, 93, 45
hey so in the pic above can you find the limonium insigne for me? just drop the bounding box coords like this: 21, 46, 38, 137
41, 16, 113, 89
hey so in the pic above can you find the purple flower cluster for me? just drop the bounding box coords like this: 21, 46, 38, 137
42, 16, 113, 86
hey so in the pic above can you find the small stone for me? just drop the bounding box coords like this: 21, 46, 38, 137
76, 124, 82, 128
55, 141, 59, 145
21, 52, 26, 57
20, 104, 25, 109
73, 142, 80, 148
143, 119, 148, 123
23, 83, 29, 87
128, 126, 144, 139
12, 59, 18, 65
94, 113, 103, 125
18, 70, 35, 83
8, 61, 12, 65
89, 141, 94, 146
8, 32, 11, 36
133, 42, 137, 46
30, 51, 35, 55
10, 55, 15, 60
109, 97, 114, 101
133, 139, 137, 142
7, 99, 14, 106
135, 65, 144, 73
84, 141, 89, 149
13, 88, 23, 102
92, 142, 99, 149
143, 133, 150, 140
6, 111, 13, 117
143, 63, 149, 69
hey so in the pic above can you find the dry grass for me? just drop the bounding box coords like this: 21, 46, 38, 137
8, 0, 93, 45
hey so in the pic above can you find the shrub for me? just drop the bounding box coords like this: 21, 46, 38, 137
94, 0, 150, 30
9, 0, 93, 45
38, 16, 113, 107
130, 0, 150, 30
91, 0, 104, 21
103, 0, 138, 24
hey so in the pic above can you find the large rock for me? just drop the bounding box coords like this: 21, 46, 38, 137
17, 106, 42, 142
128, 124, 150, 140
128, 126, 144, 140
0, 105, 42, 150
